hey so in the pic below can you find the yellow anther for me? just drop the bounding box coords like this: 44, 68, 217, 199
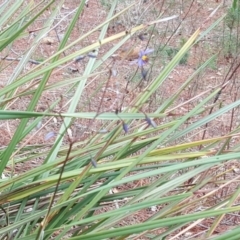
142, 55, 148, 61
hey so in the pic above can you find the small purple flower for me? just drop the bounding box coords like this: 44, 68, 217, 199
138, 34, 145, 41
145, 116, 157, 128
122, 122, 129, 133
141, 68, 148, 80
74, 55, 86, 62
88, 50, 97, 58
45, 132, 56, 141
138, 49, 154, 67
91, 158, 97, 168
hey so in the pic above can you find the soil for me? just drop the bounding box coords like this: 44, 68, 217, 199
1, 0, 240, 239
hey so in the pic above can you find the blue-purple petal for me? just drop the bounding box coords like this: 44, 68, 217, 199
141, 68, 148, 80
45, 132, 55, 141
91, 158, 97, 168
143, 49, 154, 55
145, 116, 157, 128
150, 119, 157, 128
75, 55, 86, 62
122, 122, 129, 133
138, 58, 144, 67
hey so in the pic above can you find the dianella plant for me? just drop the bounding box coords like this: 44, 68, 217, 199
1, 0, 240, 239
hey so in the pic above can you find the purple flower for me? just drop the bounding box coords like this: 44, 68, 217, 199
137, 49, 154, 67
74, 55, 86, 62
145, 116, 157, 128
45, 132, 56, 141
138, 34, 145, 41
141, 68, 148, 80
91, 158, 97, 168
122, 122, 129, 133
